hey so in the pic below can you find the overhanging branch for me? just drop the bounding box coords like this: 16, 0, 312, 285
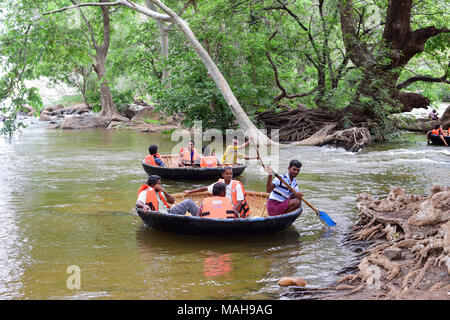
397, 62, 450, 89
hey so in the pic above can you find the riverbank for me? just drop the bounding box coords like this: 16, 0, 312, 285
37, 101, 183, 134
286, 185, 450, 300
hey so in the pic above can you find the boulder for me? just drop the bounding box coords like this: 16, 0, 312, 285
60, 115, 109, 130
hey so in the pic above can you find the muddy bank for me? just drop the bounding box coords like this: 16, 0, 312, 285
284, 185, 449, 300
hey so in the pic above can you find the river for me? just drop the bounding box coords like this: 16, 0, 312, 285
0, 119, 448, 299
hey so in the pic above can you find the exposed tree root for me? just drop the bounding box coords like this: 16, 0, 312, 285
285, 185, 450, 300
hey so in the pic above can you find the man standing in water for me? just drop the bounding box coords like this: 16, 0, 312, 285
265, 160, 303, 216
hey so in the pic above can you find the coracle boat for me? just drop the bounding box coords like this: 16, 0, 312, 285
136, 191, 302, 236
429, 134, 450, 146
142, 155, 247, 180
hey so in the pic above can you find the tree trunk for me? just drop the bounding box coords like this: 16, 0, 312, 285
338, 0, 448, 116
147, 0, 276, 145
95, 1, 127, 122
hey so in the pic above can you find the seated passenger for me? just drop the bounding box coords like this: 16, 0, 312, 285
198, 146, 220, 168
178, 140, 200, 167
198, 182, 240, 219
136, 175, 199, 215
184, 166, 250, 218
144, 145, 165, 167
427, 124, 448, 146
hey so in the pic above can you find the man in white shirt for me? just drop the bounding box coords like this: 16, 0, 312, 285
136, 175, 199, 215
183, 167, 246, 215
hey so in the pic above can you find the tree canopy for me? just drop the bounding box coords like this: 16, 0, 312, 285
1, 0, 448, 138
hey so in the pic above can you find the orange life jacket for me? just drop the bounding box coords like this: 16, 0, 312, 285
144, 153, 162, 166
431, 128, 444, 135
200, 156, 218, 168
180, 147, 200, 164
200, 196, 237, 219
137, 184, 170, 211
217, 179, 251, 218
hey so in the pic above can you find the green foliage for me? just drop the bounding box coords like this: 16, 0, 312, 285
0, 0, 448, 139
0, 109, 27, 137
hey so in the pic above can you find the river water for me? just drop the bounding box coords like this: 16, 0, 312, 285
0, 119, 448, 300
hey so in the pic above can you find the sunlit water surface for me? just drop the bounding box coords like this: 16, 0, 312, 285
0, 119, 448, 299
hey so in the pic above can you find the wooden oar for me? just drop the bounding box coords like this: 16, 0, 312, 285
250, 138, 336, 227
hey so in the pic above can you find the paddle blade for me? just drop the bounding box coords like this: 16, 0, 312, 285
318, 210, 336, 227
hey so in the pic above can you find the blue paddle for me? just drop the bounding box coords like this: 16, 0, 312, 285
250, 138, 336, 227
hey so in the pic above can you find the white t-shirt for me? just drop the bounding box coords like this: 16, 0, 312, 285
137, 189, 169, 213
207, 180, 244, 202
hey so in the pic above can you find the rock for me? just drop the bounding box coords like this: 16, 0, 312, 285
60, 115, 109, 129
39, 115, 53, 122
43, 104, 64, 113
384, 247, 403, 261
277, 277, 307, 287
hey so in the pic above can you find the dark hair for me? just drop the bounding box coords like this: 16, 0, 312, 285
289, 160, 302, 169
189, 140, 194, 145
146, 175, 161, 187
222, 166, 233, 174
212, 182, 226, 196
435, 124, 440, 130
149, 144, 158, 155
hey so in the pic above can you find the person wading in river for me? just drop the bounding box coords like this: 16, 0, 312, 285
265, 160, 303, 216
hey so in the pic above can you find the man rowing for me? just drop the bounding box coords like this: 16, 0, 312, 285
265, 160, 303, 216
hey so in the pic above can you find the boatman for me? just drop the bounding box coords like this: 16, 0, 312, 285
144, 144, 165, 167
183, 166, 251, 218
136, 175, 199, 215
198, 182, 240, 219
265, 160, 303, 216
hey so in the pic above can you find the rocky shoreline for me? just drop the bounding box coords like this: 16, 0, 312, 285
284, 185, 449, 300
36, 102, 183, 133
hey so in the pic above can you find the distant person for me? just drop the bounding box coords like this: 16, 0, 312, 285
184, 166, 250, 218
198, 182, 240, 219
428, 109, 438, 121
144, 145, 165, 167
427, 124, 448, 146
222, 136, 258, 165
136, 175, 199, 215
265, 160, 303, 216
178, 140, 200, 167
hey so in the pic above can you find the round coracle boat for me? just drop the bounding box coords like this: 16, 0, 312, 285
142, 155, 247, 180
429, 134, 450, 146
136, 191, 302, 236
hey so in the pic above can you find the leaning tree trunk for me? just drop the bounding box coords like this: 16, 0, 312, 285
147, 0, 276, 145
